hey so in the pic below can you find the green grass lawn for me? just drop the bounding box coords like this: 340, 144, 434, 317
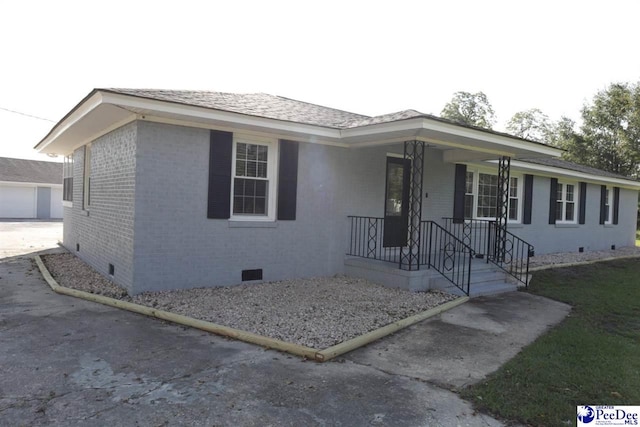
461, 259, 640, 426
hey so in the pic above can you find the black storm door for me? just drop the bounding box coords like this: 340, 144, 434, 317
383, 157, 411, 247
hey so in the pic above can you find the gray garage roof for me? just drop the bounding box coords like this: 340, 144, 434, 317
0, 157, 62, 185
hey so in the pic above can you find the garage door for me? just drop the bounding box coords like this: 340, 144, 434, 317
50, 187, 63, 219
0, 185, 36, 218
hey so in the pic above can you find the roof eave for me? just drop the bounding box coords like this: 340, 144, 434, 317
507, 159, 640, 189
36, 90, 351, 154
340, 117, 563, 159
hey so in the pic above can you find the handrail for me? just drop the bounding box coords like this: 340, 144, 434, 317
441, 217, 492, 257
346, 216, 472, 295
347, 216, 398, 263
487, 221, 534, 287
421, 220, 472, 295
442, 217, 534, 287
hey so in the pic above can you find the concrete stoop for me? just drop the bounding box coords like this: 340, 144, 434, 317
344, 256, 520, 297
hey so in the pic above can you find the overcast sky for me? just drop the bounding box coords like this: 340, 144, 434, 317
1, 0, 639, 161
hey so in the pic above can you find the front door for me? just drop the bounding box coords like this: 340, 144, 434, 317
383, 156, 410, 247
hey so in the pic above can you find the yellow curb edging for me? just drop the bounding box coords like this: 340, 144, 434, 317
316, 295, 469, 362
529, 254, 640, 272
35, 255, 468, 362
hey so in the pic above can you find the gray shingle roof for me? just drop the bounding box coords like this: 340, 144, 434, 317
101, 89, 559, 151
103, 88, 371, 129
345, 109, 426, 127
519, 157, 637, 181
0, 157, 62, 184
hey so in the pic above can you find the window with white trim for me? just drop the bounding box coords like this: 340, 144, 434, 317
604, 186, 613, 224
231, 137, 277, 220
465, 170, 522, 222
508, 176, 519, 221
556, 181, 577, 223
477, 172, 498, 218
83, 144, 91, 209
63, 154, 73, 202
464, 171, 474, 219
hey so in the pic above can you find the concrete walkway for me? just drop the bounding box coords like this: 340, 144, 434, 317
0, 222, 571, 426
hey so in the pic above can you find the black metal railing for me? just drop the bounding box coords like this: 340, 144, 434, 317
486, 221, 533, 287
442, 218, 493, 257
442, 217, 534, 287
347, 216, 402, 263
421, 220, 472, 295
347, 216, 472, 295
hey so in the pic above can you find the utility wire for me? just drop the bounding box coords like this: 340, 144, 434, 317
0, 106, 55, 122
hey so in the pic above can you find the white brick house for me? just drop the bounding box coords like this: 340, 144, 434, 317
35, 89, 640, 295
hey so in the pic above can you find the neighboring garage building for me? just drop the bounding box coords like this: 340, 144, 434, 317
0, 157, 63, 219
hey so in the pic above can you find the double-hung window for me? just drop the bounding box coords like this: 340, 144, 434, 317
555, 181, 577, 223
476, 172, 498, 218
508, 176, 520, 221
63, 154, 73, 203
231, 136, 277, 220
464, 171, 474, 219
465, 170, 522, 222
604, 186, 613, 224
83, 144, 91, 209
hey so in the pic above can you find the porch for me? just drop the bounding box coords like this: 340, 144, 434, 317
345, 216, 533, 296
343, 137, 536, 296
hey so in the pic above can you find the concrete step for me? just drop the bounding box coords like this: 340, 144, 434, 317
469, 269, 510, 285
440, 280, 519, 298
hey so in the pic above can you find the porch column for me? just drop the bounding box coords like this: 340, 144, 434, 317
494, 155, 511, 262
399, 140, 425, 271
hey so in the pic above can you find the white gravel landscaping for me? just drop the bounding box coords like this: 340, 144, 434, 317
40, 253, 456, 349
529, 245, 640, 269
40, 245, 640, 349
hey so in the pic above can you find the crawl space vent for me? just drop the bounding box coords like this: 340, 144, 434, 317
242, 269, 263, 281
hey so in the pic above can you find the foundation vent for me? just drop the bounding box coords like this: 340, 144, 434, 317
242, 269, 263, 281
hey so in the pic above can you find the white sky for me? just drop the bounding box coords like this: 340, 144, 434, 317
1, 0, 639, 161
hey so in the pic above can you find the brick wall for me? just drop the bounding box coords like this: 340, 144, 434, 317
61, 119, 638, 293
62, 122, 137, 292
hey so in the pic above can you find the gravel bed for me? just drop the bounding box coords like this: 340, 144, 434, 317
529, 245, 640, 269
42, 253, 129, 299
40, 253, 456, 349
41, 246, 640, 349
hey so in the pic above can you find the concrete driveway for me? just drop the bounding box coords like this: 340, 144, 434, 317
0, 223, 570, 426
0, 220, 62, 258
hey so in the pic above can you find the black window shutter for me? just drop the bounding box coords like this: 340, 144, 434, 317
578, 182, 587, 224
599, 185, 607, 225
453, 164, 467, 224
277, 140, 299, 220
613, 187, 620, 225
207, 130, 233, 219
548, 178, 558, 224
523, 174, 533, 224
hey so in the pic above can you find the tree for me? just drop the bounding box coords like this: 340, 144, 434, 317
575, 82, 640, 177
506, 108, 552, 142
441, 91, 496, 129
